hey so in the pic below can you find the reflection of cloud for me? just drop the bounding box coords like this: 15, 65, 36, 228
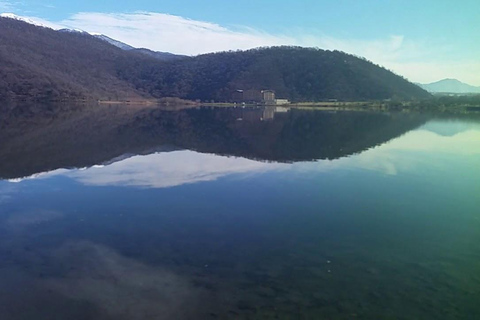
293, 125, 480, 176
67, 151, 285, 188
420, 120, 480, 137
0, 183, 19, 206
6, 209, 64, 232
382, 129, 480, 155
46, 241, 201, 320
0, 193, 12, 205
4, 123, 478, 185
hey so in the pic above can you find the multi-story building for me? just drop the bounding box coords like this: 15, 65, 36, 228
261, 90, 275, 105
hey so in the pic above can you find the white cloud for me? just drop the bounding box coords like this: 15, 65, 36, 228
58, 12, 420, 60
0, 1, 14, 11
59, 12, 292, 54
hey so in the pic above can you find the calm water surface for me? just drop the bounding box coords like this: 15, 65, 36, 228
0, 105, 479, 319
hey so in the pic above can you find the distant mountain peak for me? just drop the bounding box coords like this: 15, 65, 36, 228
418, 78, 480, 94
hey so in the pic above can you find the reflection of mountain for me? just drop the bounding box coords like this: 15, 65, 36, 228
0, 104, 426, 179
420, 120, 480, 137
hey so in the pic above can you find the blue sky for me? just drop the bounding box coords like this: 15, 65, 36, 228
1, 0, 479, 85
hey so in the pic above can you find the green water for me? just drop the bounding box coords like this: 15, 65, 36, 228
0, 106, 479, 319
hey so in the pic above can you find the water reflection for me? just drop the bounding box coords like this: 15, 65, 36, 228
0, 104, 427, 179
1, 105, 480, 319
14, 151, 285, 188
3, 114, 479, 188
296, 121, 480, 176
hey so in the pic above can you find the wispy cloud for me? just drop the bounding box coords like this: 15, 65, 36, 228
60, 12, 292, 54
0, 1, 15, 11
59, 11, 422, 59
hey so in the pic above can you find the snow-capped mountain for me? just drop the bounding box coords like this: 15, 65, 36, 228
0, 12, 56, 29
92, 34, 135, 50
1, 13, 184, 60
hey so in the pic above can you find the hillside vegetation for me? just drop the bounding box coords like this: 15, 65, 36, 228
118, 47, 431, 102
0, 17, 430, 102
0, 17, 154, 100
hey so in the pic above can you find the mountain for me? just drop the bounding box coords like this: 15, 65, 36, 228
0, 14, 185, 61
0, 16, 163, 100
129, 48, 187, 61
0, 16, 430, 102
117, 46, 431, 102
418, 79, 480, 94
92, 34, 187, 61
92, 34, 135, 50
0, 12, 53, 28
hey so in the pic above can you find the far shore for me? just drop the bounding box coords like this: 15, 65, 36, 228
5, 96, 477, 114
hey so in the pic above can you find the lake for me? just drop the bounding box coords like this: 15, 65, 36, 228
0, 104, 479, 319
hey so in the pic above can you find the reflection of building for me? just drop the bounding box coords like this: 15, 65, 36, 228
262, 106, 275, 120
233, 106, 291, 122
262, 90, 275, 105
275, 99, 289, 105
275, 106, 290, 113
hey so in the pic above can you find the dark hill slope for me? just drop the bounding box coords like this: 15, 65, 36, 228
0, 17, 154, 100
118, 47, 431, 102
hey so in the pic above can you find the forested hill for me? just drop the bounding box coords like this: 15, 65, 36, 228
118, 47, 431, 102
0, 17, 430, 102
0, 17, 157, 101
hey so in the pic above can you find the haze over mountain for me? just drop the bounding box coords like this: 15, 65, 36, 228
418, 79, 480, 94
0, 16, 430, 102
